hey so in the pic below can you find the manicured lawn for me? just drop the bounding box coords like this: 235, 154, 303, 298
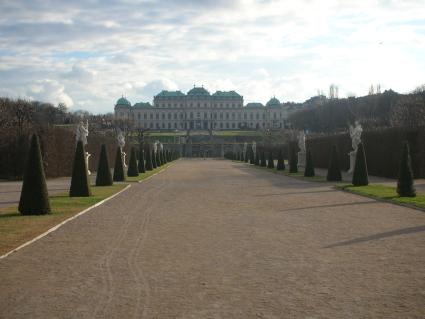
0, 183, 128, 256
338, 184, 425, 210
126, 162, 174, 182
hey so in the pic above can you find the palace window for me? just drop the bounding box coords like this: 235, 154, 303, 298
238, 113, 241, 119
156, 114, 159, 119
226, 103, 229, 107
180, 103, 183, 107
220, 123, 223, 128
197, 112, 200, 118
220, 103, 223, 107
162, 123, 165, 128
244, 113, 247, 119
180, 113, 184, 119
256, 113, 259, 119
232, 123, 235, 128
232, 113, 235, 119
250, 114, 253, 119
273, 113, 277, 119
168, 123, 171, 129
174, 113, 177, 119
174, 123, 177, 128
226, 123, 229, 128
162, 113, 165, 119
150, 113, 153, 119
190, 112, 193, 119
232, 103, 235, 107
138, 113, 141, 119
168, 103, 171, 107
219, 113, 223, 119
150, 123, 153, 128
226, 113, 229, 119
156, 123, 160, 128
204, 112, 207, 119
144, 113, 147, 119
204, 103, 207, 107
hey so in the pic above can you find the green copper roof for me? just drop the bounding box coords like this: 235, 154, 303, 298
266, 97, 281, 108
245, 102, 264, 108
155, 90, 185, 98
133, 102, 152, 108
187, 87, 210, 96
116, 97, 131, 107
212, 91, 242, 98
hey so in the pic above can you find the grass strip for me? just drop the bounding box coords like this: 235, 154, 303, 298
0, 183, 128, 256
337, 184, 425, 211
126, 162, 173, 182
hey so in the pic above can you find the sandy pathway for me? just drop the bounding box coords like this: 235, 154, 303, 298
0, 159, 424, 318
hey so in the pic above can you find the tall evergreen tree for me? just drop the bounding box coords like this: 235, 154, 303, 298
397, 141, 416, 197
267, 151, 275, 168
162, 150, 167, 164
249, 147, 255, 164
304, 149, 315, 177
276, 149, 285, 170
289, 148, 298, 173
326, 145, 341, 181
96, 144, 113, 186
255, 150, 260, 166
127, 147, 139, 177
145, 147, 153, 170
113, 147, 125, 181
260, 150, 267, 167
138, 148, 146, 173
352, 142, 369, 186
18, 134, 51, 215
70, 140, 91, 197
152, 149, 157, 168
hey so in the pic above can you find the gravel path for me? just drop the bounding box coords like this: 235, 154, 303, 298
0, 159, 424, 318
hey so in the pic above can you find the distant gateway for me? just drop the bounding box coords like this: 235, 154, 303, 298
114, 86, 290, 130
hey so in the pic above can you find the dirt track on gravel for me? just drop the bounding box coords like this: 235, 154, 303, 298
0, 159, 424, 318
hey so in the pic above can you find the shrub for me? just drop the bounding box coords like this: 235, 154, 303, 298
113, 147, 125, 181
260, 151, 267, 167
267, 151, 275, 169
18, 134, 51, 215
304, 149, 315, 177
70, 140, 91, 197
127, 147, 139, 177
326, 145, 341, 181
138, 148, 146, 173
145, 147, 153, 170
397, 141, 416, 197
276, 149, 285, 170
352, 142, 369, 186
96, 144, 113, 186
289, 148, 298, 173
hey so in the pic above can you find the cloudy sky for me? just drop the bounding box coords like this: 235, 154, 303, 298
0, 0, 424, 113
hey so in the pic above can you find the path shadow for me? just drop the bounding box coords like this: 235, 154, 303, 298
280, 200, 373, 212
254, 189, 337, 197
325, 225, 425, 248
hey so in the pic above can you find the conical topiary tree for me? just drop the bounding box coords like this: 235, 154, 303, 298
304, 149, 315, 177
156, 150, 162, 166
152, 150, 157, 168
127, 147, 139, 177
244, 150, 249, 163
326, 145, 341, 181
255, 150, 260, 166
18, 134, 51, 215
352, 142, 368, 186
249, 147, 255, 164
113, 146, 125, 181
145, 147, 153, 170
276, 149, 285, 170
289, 148, 298, 173
70, 140, 91, 197
260, 151, 267, 167
138, 148, 146, 173
397, 141, 416, 197
96, 144, 113, 186
162, 150, 167, 164
267, 151, 275, 169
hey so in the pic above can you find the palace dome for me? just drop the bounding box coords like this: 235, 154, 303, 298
266, 97, 281, 108
187, 86, 210, 96
115, 97, 131, 107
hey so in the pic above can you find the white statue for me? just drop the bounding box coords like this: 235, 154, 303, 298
297, 131, 306, 168
349, 121, 363, 153
160, 143, 164, 151
75, 120, 91, 174
252, 141, 257, 157
154, 141, 159, 154
75, 120, 89, 146
117, 128, 125, 149
348, 121, 363, 173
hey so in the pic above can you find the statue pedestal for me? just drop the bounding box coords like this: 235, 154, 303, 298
85, 152, 91, 175
348, 150, 356, 174
122, 152, 127, 168
297, 151, 306, 168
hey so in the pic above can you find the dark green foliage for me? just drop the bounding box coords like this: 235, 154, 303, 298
145, 147, 153, 170
113, 147, 125, 181
70, 140, 91, 197
304, 149, 315, 177
326, 145, 341, 181
249, 147, 254, 164
156, 150, 162, 166
276, 149, 285, 170
254, 150, 260, 166
18, 134, 51, 215
289, 148, 298, 173
138, 148, 146, 173
152, 150, 157, 168
267, 151, 274, 169
397, 141, 416, 197
352, 142, 369, 186
127, 147, 139, 177
96, 144, 113, 186
244, 150, 248, 163
260, 151, 267, 167
162, 150, 167, 164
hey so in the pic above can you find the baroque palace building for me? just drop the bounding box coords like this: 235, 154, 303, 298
114, 86, 290, 130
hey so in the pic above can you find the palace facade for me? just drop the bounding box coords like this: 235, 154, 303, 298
114, 86, 290, 130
